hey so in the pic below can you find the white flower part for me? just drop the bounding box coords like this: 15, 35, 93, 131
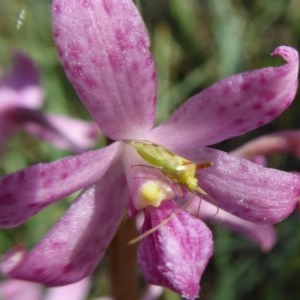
136, 180, 175, 209
1, 249, 25, 273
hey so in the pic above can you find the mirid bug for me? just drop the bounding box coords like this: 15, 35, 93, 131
125, 140, 212, 197
125, 140, 214, 244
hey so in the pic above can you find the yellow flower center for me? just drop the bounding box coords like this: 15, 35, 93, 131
139, 180, 174, 208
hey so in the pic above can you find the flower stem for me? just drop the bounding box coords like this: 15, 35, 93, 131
107, 217, 139, 300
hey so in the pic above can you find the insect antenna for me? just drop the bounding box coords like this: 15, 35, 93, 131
196, 162, 213, 170
130, 164, 161, 171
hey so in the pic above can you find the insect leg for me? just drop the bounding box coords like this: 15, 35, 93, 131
128, 211, 175, 245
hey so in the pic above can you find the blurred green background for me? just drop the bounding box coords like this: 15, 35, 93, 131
1, 0, 300, 299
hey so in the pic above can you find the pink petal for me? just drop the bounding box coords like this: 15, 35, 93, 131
150, 46, 299, 149
2, 97, 97, 153
53, 0, 157, 140
0, 52, 44, 121
231, 130, 300, 159
248, 155, 268, 166
138, 201, 213, 299
0, 54, 44, 154
0, 142, 122, 227
0, 87, 43, 114
0, 279, 42, 300
183, 147, 300, 224
141, 285, 164, 300
1, 164, 128, 285
23, 112, 100, 152
44, 277, 91, 300
3, 51, 40, 91
188, 200, 276, 251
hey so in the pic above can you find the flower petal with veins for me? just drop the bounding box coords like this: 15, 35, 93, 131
1, 162, 127, 285
0, 142, 122, 227
53, 0, 157, 140
150, 46, 299, 150
138, 201, 213, 299
181, 147, 300, 224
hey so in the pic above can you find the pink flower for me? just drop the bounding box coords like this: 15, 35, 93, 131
0, 51, 99, 155
0, 277, 90, 300
0, 0, 299, 298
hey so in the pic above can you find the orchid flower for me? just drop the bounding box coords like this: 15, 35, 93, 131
0, 51, 99, 155
0, 0, 299, 299
0, 277, 90, 300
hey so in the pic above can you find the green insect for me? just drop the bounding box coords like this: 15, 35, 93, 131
125, 140, 212, 196
125, 140, 214, 244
